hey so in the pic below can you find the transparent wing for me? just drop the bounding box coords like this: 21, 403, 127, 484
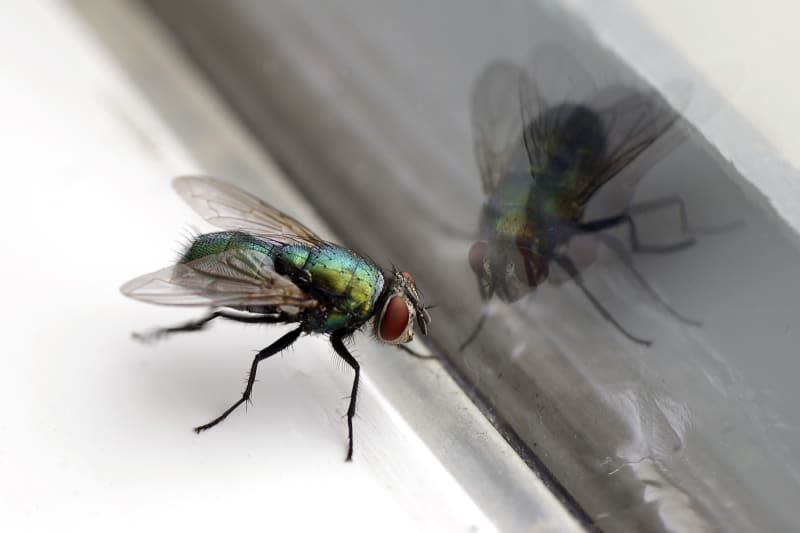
120, 248, 317, 308
527, 45, 597, 106
517, 45, 687, 205
579, 83, 686, 204
471, 60, 530, 195
520, 45, 598, 175
173, 176, 324, 245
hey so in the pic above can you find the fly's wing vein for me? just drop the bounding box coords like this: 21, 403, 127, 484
120, 248, 317, 309
173, 176, 323, 245
471, 61, 530, 195
521, 45, 597, 177
575, 86, 684, 204
513, 45, 687, 207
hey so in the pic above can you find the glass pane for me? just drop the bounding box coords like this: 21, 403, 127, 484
142, 1, 800, 531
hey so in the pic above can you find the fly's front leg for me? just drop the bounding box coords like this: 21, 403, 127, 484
132, 309, 281, 343
396, 344, 437, 360
194, 326, 303, 432
459, 284, 494, 352
459, 306, 489, 352
330, 331, 360, 461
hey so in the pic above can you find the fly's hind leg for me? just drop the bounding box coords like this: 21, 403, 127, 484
579, 195, 696, 253
132, 309, 280, 343
330, 331, 360, 461
594, 233, 701, 326
194, 326, 303, 433
555, 254, 652, 346
627, 196, 691, 234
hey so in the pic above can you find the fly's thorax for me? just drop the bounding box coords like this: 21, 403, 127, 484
541, 194, 583, 223
275, 243, 385, 331
538, 103, 606, 176
493, 207, 536, 240
487, 173, 546, 241
374, 271, 430, 344
312, 308, 351, 332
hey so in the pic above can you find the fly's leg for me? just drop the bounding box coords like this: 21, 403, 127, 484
627, 196, 691, 234
194, 326, 303, 433
608, 196, 743, 237
459, 306, 489, 352
579, 213, 695, 253
594, 233, 701, 326
396, 344, 437, 360
579, 196, 696, 253
330, 331, 360, 461
554, 254, 652, 346
132, 309, 281, 343
459, 282, 494, 352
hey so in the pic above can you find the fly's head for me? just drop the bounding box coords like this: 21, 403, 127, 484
468, 240, 549, 302
375, 270, 431, 344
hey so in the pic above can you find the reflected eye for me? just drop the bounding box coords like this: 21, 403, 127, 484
379, 296, 410, 342
511, 248, 532, 284
509, 247, 548, 288
468, 241, 488, 274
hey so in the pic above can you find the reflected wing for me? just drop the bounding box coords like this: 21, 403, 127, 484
517, 46, 686, 205
526, 45, 596, 107
520, 45, 598, 175
518, 45, 597, 176
473, 50, 601, 195
173, 176, 323, 245
578, 85, 685, 204
121, 248, 317, 309
471, 61, 530, 195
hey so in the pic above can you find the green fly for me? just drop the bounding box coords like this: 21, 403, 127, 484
122, 177, 431, 461
463, 46, 698, 348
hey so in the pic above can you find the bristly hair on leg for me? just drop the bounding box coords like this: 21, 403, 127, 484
330, 332, 358, 372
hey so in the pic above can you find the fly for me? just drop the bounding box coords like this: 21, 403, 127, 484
463, 46, 698, 349
121, 176, 431, 461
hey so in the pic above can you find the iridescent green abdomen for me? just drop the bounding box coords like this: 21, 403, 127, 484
276, 244, 384, 332
179, 231, 275, 263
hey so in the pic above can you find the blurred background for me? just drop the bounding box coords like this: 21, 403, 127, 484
2, 1, 800, 532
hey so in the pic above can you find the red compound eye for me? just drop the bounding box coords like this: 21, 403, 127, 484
468, 241, 487, 274
379, 296, 409, 342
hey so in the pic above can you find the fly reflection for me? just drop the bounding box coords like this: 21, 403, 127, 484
463, 46, 699, 349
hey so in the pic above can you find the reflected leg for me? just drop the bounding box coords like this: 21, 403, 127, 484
627, 196, 690, 233
396, 344, 437, 360
554, 254, 652, 346
459, 305, 489, 352
194, 326, 303, 432
594, 233, 701, 326
579, 195, 696, 253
